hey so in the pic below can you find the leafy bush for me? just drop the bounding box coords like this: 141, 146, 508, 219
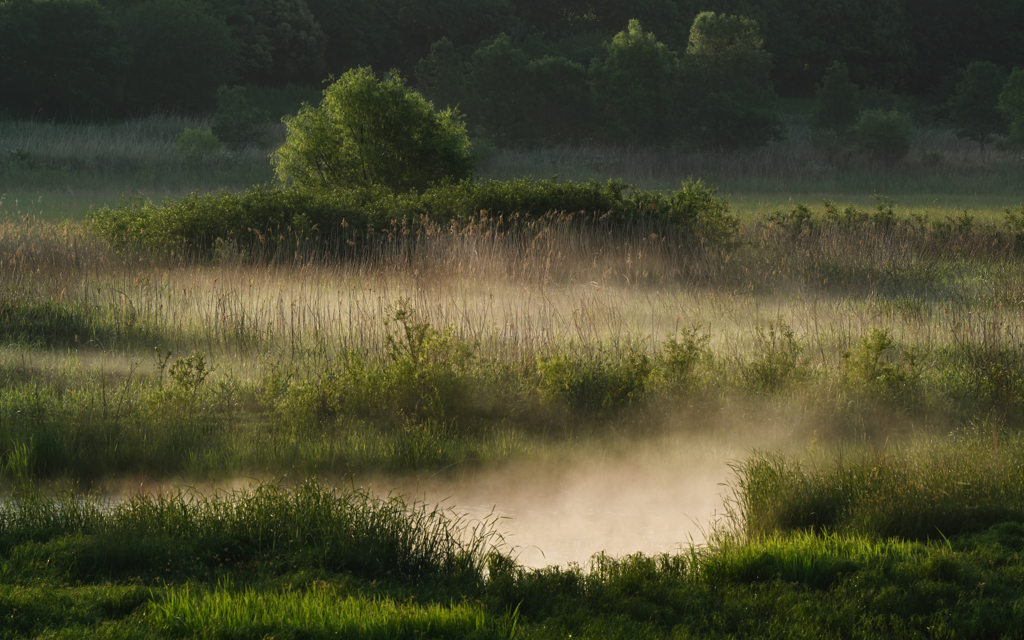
854, 109, 913, 165
743, 319, 807, 394
842, 329, 920, 408
537, 343, 652, 413
652, 327, 712, 395
273, 67, 474, 193
212, 85, 271, 150
88, 178, 739, 257
175, 128, 223, 164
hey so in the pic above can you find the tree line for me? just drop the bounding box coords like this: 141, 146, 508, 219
1, 0, 1022, 149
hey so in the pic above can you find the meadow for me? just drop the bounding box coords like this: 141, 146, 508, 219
3, 111, 1024, 637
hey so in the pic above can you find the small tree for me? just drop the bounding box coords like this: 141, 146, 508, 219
998, 68, 1024, 148
812, 61, 860, 142
855, 109, 913, 165
948, 61, 1008, 151
273, 67, 474, 193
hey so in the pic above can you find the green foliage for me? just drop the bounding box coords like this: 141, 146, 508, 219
842, 329, 919, 407
537, 343, 652, 413
854, 108, 913, 165
175, 127, 223, 165
273, 67, 474, 194
466, 34, 534, 144
88, 177, 739, 257
948, 60, 1008, 150
120, 0, 234, 112
743, 319, 807, 394
998, 68, 1024, 148
812, 61, 860, 143
0, 0, 130, 118
526, 55, 593, 144
413, 37, 467, 113
212, 85, 271, 150
653, 327, 712, 395
681, 12, 783, 150
589, 20, 679, 145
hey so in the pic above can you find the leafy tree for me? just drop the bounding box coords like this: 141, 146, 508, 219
855, 109, 913, 165
947, 61, 1008, 151
681, 12, 783, 150
120, 0, 234, 112
0, 0, 129, 118
590, 20, 679, 145
206, 0, 326, 84
273, 68, 474, 194
812, 61, 860, 142
998, 68, 1024, 148
466, 34, 534, 143
527, 55, 593, 143
414, 37, 468, 113
212, 86, 271, 150
304, 0, 398, 75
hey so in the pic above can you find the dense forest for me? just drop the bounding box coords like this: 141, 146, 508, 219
1, 0, 1023, 148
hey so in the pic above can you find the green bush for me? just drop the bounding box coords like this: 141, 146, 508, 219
742, 319, 807, 394
854, 109, 913, 165
537, 343, 652, 413
175, 128, 223, 164
88, 178, 739, 257
273, 67, 474, 194
842, 329, 920, 408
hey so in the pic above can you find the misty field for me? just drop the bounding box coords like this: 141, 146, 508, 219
4, 145, 1024, 635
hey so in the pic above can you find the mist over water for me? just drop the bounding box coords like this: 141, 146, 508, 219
362, 439, 731, 568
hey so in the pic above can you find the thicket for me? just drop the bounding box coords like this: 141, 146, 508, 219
87, 177, 739, 258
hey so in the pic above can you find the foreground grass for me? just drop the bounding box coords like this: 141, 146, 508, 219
3, 461, 1024, 639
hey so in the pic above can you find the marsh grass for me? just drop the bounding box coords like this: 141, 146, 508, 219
0, 116, 279, 194
6, 196, 1024, 480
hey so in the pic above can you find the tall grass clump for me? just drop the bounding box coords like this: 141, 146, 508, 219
732, 430, 1024, 541
0, 481, 498, 585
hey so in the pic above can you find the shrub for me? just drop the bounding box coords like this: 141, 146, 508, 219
175, 128, 223, 164
273, 67, 474, 194
537, 343, 652, 413
742, 319, 807, 394
653, 327, 712, 395
212, 85, 271, 150
842, 329, 919, 408
854, 109, 913, 165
